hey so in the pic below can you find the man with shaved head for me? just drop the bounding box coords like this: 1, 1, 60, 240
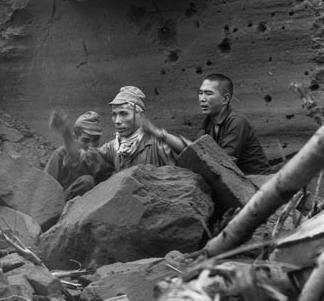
198, 73, 270, 175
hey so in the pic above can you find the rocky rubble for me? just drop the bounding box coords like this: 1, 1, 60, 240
0, 108, 266, 300
1, 119, 324, 301
0, 252, 62, 300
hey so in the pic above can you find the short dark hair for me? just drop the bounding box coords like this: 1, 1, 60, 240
204, 73, 234, 98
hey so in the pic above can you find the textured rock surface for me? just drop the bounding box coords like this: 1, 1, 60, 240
0, 0, 29, 25
0, 254, 62, 298
0, 0, 322, 161
0, 254, 35, 300
0, 206, 42, 249
0, 152, 65, 230
4, 272, 35, 300
0, 253, 28, 273
178, 135, 257, 216
38, 164, 214, 269
0, 110, 55, 168
82, 257, 178, 301
25, 265, 62, 297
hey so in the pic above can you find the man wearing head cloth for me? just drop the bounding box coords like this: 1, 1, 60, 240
51, 86, 191, 177
94, 85, 191, 171
45, 111, 109, 201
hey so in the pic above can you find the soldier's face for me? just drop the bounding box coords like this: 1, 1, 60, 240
111, 105, 140, 137
198, 79, 227, 116
76, 132, 100, 150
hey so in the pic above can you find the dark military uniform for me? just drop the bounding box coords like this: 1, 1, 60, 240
199, 107, 270, 175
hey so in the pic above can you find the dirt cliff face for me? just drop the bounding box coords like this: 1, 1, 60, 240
0, 0, 322, 159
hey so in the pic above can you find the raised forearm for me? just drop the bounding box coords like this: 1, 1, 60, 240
61, 127, 80, 162
49, 110, 81, 162
140, 116, 191, 153
158, 129, 191, 153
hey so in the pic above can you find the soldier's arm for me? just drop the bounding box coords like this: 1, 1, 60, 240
49, 110, 81, 162
140, 117, 191, 153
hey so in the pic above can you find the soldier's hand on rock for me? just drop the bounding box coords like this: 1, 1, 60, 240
49, 110, 69, 135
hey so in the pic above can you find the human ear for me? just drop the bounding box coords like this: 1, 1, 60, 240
136, 111, 145, 119
133, 111, 143, 126
72, 129, 78, 140
222, 93, 231, 105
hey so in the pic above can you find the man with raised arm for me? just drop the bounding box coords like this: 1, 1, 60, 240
49, 86, 190, 179
45, 111, 107, 201
99, 86, 190, 171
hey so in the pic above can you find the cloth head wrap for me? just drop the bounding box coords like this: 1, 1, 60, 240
108, 86, 145, 112
73, 111, 103, 136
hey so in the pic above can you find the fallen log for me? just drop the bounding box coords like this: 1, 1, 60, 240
204, 125, 324, 257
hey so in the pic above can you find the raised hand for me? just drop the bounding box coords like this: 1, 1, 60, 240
140, 116, 189, 152
49, 110, 69, 135
49, 110, 79, 159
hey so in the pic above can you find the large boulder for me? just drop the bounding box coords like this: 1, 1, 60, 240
177, 135, 257, 216
38, 164, 214, 269
0, 152, 65, 230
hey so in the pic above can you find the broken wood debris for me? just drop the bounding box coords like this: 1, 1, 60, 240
201, 123, 324, 257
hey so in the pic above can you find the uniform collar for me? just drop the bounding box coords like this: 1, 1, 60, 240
211, 105, 232, 125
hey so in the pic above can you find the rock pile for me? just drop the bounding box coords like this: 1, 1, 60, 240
0, 253, 62, 300
0, 110, 283, 301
